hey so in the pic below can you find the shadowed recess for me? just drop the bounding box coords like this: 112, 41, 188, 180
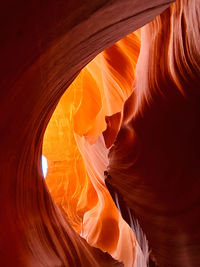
4, 0, 200, 267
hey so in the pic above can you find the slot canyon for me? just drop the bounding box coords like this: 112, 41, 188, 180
0, 0, 200, 266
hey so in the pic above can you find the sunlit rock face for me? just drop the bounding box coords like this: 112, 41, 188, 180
2, 0, 200, 266
43, 0, 200, 266
43, 32, 142, 266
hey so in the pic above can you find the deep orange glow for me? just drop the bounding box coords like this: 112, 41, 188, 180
2, 0, 200, 266
43, 32, 141, 265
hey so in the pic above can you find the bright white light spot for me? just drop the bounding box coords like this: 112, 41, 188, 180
41, 155, 48, 178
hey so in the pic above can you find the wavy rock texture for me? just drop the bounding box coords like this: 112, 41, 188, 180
107, 0, 200, 266
43, 32, 141, 267
0, 0, 181, 266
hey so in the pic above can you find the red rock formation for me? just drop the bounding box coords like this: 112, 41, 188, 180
3, 0, 194, 266
107, 0, 200, 266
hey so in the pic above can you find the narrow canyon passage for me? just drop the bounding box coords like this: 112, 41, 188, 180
0, 0, 200, 266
